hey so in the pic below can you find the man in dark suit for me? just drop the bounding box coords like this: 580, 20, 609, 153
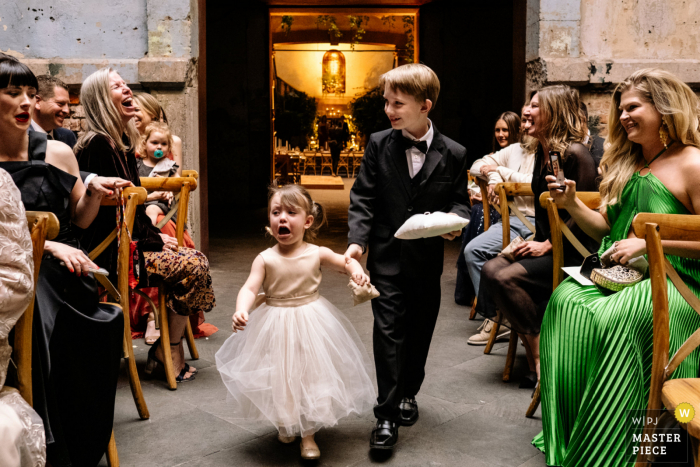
345, 64, 470, 451
30, 75, 77, 148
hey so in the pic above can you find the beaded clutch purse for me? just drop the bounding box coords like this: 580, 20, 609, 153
589, 245, 647, 292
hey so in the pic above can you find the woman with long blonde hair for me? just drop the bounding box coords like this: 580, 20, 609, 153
76, 67, 216, 384
475, 84, 598, 388
535, 68, 700, 465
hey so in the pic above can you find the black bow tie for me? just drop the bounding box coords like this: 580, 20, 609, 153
402, 138, 428, 154
46, 132, 54, 140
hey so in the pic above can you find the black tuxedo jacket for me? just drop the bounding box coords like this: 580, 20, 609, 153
348, 127, 470, 277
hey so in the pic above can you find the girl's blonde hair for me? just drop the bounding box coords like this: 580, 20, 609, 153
75, 67, 140, 154
133, 92, 169, 124
266, 185, 326, 243
599, 68, 700, 209
531, 85, 586, 157
138, 121, 173, 159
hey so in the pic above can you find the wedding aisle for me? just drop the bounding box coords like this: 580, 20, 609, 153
107, 179, 546, 467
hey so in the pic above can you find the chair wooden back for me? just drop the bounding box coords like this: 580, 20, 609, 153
465, 173, 492, 231
13, 211, 59, 406
632, 214, 700, 426
88, 187, 147, 314
495, 183, 535, 248
140, 171, 199, 247
538, 191, 601, 290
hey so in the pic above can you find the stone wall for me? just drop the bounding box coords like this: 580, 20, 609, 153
2, 0, 202, 247
529, 0, 700, 137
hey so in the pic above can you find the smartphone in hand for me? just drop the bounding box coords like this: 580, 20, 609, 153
549, 151, 566, 191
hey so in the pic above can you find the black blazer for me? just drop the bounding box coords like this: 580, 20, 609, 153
348, 127, 470, 277
29, 126, 77, 149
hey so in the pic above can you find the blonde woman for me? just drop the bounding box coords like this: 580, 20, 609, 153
75, 68, 215, 383
133, 92, 183, 174
476, 85, 598, 388
534, 69, 700, 465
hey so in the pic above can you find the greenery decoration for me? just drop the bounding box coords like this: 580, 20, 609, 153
381, 15, 396, 28
348, 15, 370, 50
275, 90, 318, 148
402, 16, 415, 63
280, 15, 294, 36
349, 87, 390, 143
315, 15, 342, 39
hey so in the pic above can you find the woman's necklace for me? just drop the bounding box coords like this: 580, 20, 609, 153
643, 142, 673, 170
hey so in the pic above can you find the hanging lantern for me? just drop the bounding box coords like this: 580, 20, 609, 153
322, 49, 346, 95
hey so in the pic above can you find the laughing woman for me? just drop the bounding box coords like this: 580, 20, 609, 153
75, 68, 216, 384
535, 69, 700, 465
0, 56, 130, 467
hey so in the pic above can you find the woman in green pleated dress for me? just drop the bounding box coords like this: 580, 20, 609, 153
533, 68, 700, 466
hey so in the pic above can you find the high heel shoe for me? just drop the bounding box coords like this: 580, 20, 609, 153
144, 339, 195, 383
144, 312, 160, 345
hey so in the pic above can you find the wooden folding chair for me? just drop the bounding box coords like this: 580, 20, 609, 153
466, 174, 492, 321
483, 183, 536, 380
632, 213, 700, 466
525, 191, 600, 418
351, 152, 363, 178
14, 212, 120, 466
139, 171, 200, 390
302, 151, 316, 175
320, 151, 333, 176
337, 151, 350, 177
89, 187, 150, 419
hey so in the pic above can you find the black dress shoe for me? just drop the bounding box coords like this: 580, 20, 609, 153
370, 419, 399, 450
399, 397, 419, 426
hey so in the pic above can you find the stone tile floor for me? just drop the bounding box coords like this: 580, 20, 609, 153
106, 179, 547, 466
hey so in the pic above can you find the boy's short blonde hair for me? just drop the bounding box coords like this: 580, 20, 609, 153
378, 63, 440, 109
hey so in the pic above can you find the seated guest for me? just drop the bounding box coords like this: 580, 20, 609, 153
75, 67, 216, 383
464, 108, 536, 346
476, 85, 598, 387
534, 69, 700, 465
137, 122, 179, 226
132, 93, 211, 344
0, 167, 46, 467
30, 75, 76, 148
455, 112, 521, 305
0, 56, 129, 467
133, 92, 183, 173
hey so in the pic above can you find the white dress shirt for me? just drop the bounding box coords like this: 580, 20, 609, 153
30, 120, 55, 140
401, 119, 434, 179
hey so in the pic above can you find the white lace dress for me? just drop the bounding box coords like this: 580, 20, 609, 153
0, 168, 46, 467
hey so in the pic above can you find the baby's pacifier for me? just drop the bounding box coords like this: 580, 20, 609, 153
153, 149, 164, 159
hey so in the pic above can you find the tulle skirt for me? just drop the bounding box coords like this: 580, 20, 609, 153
215, 296, 376, 437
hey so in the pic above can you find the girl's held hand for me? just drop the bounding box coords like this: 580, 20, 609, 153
545, 176, 577, 209
513, 240, 552, 259
352, 272, 370, 286
232, 310, 249, 332
47, 241, 99, 276
610, 238, 647, 265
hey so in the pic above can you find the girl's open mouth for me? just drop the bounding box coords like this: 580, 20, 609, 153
278, 226, 290, 235
15, 112, 30, 123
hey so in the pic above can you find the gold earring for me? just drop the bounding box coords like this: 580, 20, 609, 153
659, 121, 669, 149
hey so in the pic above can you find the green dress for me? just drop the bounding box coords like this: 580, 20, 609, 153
532, 171, 700, 466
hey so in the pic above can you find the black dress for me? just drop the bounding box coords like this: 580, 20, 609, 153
1, 132, 123, 467
475, 143, 599, 335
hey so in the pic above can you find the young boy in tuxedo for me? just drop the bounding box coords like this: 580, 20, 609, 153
345, 64, 470, 450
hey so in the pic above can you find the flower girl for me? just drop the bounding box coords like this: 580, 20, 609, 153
216, 185, 375, 460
